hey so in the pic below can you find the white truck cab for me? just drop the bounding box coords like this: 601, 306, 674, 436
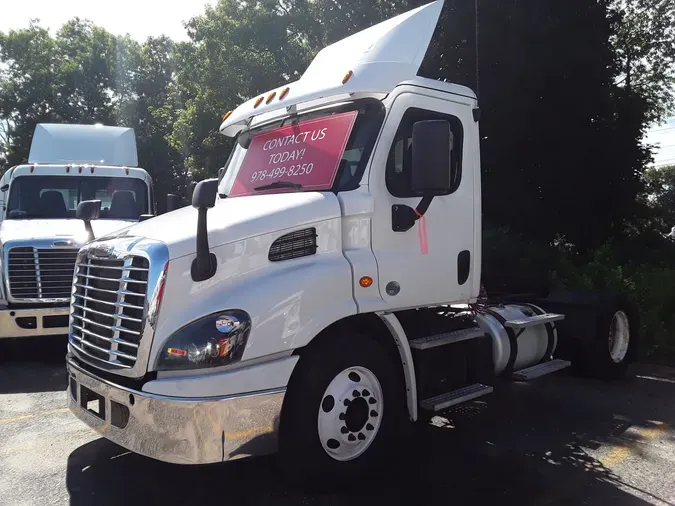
66, 1, 636, 473
0, 123, 158, 340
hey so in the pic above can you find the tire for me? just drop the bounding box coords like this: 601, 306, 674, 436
279, 331, 407, 480
575, 295, 638, 380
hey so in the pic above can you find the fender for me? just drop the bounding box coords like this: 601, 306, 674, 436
377, 312, 418, 421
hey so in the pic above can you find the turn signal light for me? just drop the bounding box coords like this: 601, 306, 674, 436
342, 70, 353, 84
359, 276, 373, 288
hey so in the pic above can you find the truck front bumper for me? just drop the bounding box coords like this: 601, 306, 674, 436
67, 359, 286, 464
0, 306, 69, 339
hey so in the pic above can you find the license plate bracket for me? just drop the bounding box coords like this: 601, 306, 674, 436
80, 385, 106, 421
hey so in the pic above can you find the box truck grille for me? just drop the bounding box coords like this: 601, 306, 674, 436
70, 256, 149, 369
7, 246, 79, 301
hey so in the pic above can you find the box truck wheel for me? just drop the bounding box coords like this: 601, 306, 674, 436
279, 332, 406, 478
575, 296, 636, 379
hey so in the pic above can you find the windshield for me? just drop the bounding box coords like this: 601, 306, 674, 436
6, 176, 149, 220
219, 99, 384, 197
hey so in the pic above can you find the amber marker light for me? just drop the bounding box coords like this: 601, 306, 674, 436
359, 276, 374, 288
222, 111, 232, 121
167, 348, 187, 357
342, 70, 353, 84
266, 91, 277, 104
279, 87, 290, 100
254, 96, 264, 108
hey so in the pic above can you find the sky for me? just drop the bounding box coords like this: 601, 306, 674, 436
645, 117, 675, 168
0, 0, 212, 42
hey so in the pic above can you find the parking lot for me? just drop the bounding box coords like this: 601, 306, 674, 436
1, 336, 675, 506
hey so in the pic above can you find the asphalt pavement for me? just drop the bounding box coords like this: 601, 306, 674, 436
1, 336, 675, 506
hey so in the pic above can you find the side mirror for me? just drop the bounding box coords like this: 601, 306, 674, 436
191, 179, 219, 282
411, 120, 454, 195
192, 179, 218, 209
76, 200, 101, 242
165, 194, 180, 213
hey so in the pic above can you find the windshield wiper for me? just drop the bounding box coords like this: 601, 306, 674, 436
254, 181, 303, 191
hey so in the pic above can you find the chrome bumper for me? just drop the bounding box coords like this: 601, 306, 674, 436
0, 307, 69, 339
67, 359, 285, 464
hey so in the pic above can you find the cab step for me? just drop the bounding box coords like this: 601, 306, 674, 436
504, 313, 565, 330
420, 383, 493, 412
409, 327, 485, 350
511, 359, 571, 381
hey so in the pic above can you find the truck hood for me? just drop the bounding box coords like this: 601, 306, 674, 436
0, 219, 136, 245
109, 192, 341, 260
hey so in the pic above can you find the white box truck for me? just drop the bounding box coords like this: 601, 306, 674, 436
66, 1, 637, 473
0, 123, 170, 340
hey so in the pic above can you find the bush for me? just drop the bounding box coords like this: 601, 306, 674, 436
483, 227, 675, 362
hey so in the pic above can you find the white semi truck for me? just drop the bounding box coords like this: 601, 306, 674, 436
0, 123, 170, 340
66, 1, 637, 473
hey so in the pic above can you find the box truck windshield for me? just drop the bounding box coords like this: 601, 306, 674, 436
6, 175, 149, 220
219, 99, 384, 197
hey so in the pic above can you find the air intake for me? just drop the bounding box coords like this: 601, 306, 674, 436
269, 228, 317, 262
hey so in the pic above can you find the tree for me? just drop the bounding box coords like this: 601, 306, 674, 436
116, 36, 187, 209
645, 164, 675, 226
0, 20, 120, 168
611, 0, 675, 125
169, 0, 313, 178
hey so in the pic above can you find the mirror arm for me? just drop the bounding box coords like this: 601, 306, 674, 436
83, 220, 95, 242
391, 196, 434, 233
415, 195, 434, 216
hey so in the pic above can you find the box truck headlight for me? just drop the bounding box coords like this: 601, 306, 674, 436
157, 310, 251, 371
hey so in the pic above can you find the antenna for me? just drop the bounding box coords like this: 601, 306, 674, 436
474, 0, 480, 100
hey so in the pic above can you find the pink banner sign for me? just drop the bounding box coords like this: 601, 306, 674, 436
229, 110, 358, 197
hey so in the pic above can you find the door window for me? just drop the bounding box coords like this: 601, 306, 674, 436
386, 108, 464, 198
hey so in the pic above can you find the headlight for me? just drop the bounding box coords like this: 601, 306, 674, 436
157, 310, 251, 371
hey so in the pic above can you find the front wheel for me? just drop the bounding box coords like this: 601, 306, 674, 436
279, 332, 406, 478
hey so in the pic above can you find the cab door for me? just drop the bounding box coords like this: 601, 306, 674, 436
369, 91, 477, 310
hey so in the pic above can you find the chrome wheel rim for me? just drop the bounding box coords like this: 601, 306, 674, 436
608, 310, 630, 363
317, 366, 383, 462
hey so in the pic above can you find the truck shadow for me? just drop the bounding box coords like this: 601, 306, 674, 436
0, 336, 68, 394
65, 368, 675, 506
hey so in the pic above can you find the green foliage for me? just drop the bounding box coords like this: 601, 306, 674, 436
644, 164, 675, 227
169, 0, 314, 177
611, 0, 675, 124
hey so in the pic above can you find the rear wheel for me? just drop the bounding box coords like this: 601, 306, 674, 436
279, 332, 406, 478
575, 297, 636, 379
608, 310, 630, 364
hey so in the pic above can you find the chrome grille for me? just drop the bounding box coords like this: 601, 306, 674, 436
70, 255, 149, 369
7, 246, 79, 301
